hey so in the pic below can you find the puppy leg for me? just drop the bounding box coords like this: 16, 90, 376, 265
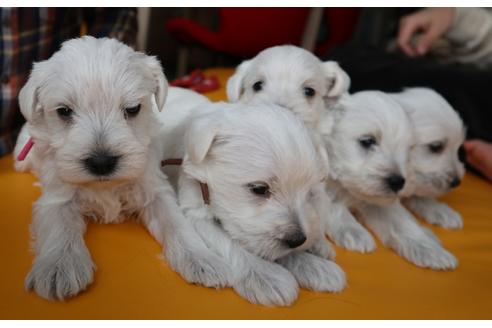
178, 174, 299, 307
404, 196, 463, 230
141, 174, 230, 289
278, 251, 346, 293
25, 195, 95, 300
357, 201, 458, 270
308, 237, 336, 260
191, 218, 299, 306
313, 185, 376, 253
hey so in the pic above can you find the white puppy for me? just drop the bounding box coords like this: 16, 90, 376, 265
159, 87, 346, 306
227, 45, 376, 253
390, 88, 465, 229
326, 91, 457, 270
14, 36, 228, 300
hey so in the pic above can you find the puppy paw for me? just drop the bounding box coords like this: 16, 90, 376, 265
393, 235, 457, 271
279, 252, 346, 293
423, 204, 463, 230
330, 224, 376, 253
308, 239, 336, 260
165, 247, 230, 289
233, 261, 298, 307
25, 248, 95, 301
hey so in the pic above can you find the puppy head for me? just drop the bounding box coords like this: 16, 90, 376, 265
392, 88, 465, 197
183, 103, 325, 261
19, 36, 168, 185
328, 91, 415, 205
227, 45, 350, 129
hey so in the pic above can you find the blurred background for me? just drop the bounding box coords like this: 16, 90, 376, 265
2, 7, 492, 180
143, 7, 413, 78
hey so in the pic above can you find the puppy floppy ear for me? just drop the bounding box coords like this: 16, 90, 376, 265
322, 61, 351, 99
227, 59, 252, 102
143, 55, 168, 111
19, 63, 44, 123
185, 114, 221, 164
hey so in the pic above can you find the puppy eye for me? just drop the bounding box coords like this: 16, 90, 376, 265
247, 182, 271, 198
56, 106, 74, 121
359, 135, 377, 149
252, 81, 263, 92
428, 141, 444, 154
124, 104, 141, 118
304, 87, 316, 98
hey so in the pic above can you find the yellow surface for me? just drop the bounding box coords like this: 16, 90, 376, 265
1, 68, 492, 319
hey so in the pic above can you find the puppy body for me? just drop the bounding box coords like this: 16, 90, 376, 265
325, 91, 457, 270
158, 88, 346, 306
226, 45, 377, 253
15, 37, 227, 300
390, 88, 465, 229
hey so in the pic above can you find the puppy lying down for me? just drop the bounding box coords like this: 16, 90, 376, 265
390, 88, 466, 230
14, 36, 229, 300
158, 87, 346, 306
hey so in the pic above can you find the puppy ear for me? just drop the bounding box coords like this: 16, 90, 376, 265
185, 114, 221, 164
19, 64, 44, 122
143, 56, 168, 111
227, 59, 252, 102
322, 61, 351, 99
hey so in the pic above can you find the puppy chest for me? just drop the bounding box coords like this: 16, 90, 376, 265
76, 186, 143, 224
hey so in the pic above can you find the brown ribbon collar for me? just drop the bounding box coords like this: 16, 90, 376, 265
161, 158, 210, 205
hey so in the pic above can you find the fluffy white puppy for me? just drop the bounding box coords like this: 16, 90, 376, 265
390, 88, 465, 229
159, 87, 346, 306
14, 36, 228, 300
226, 45, 376, 253
227, 45, 350, 136
326, 91, 457, 270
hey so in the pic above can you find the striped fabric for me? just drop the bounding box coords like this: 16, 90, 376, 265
0, 8, 137, 157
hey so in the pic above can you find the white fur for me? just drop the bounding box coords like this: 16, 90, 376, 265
390, 88, 465, 229
15, 37, 228, 300
158, 88, 346, 306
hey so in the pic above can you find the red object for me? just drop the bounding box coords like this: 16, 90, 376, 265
170, 69, 220, 93
315, 8, 360, 56
190, 76, 219, 93
17, 137, 34, 161
166, 8, 311, 58
170, 69, 204, 87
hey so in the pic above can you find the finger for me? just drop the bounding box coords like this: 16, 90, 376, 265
416, 26, 441, 55
464, 140, 480, 154
398, 17, 422, 57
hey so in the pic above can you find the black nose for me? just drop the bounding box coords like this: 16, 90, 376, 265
386, 174, 405, 192
450, 177, 461, 188
283, 231, 307, 249
84, 152, 120, 176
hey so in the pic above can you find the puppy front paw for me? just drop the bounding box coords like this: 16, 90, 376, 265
423, 204, 463, 230
330, 224, 376, 253
279, 252, 346, 293
25, 247, 95, 300
308, 239, 336, 260
392, 235, 457, 271
165, 246, 231, 289
233, 261, 298, 307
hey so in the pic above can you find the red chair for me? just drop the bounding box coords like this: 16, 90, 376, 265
166, 8, 311, 58
315, 8, 361, 56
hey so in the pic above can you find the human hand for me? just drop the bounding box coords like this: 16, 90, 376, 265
398, 8, 456, 57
